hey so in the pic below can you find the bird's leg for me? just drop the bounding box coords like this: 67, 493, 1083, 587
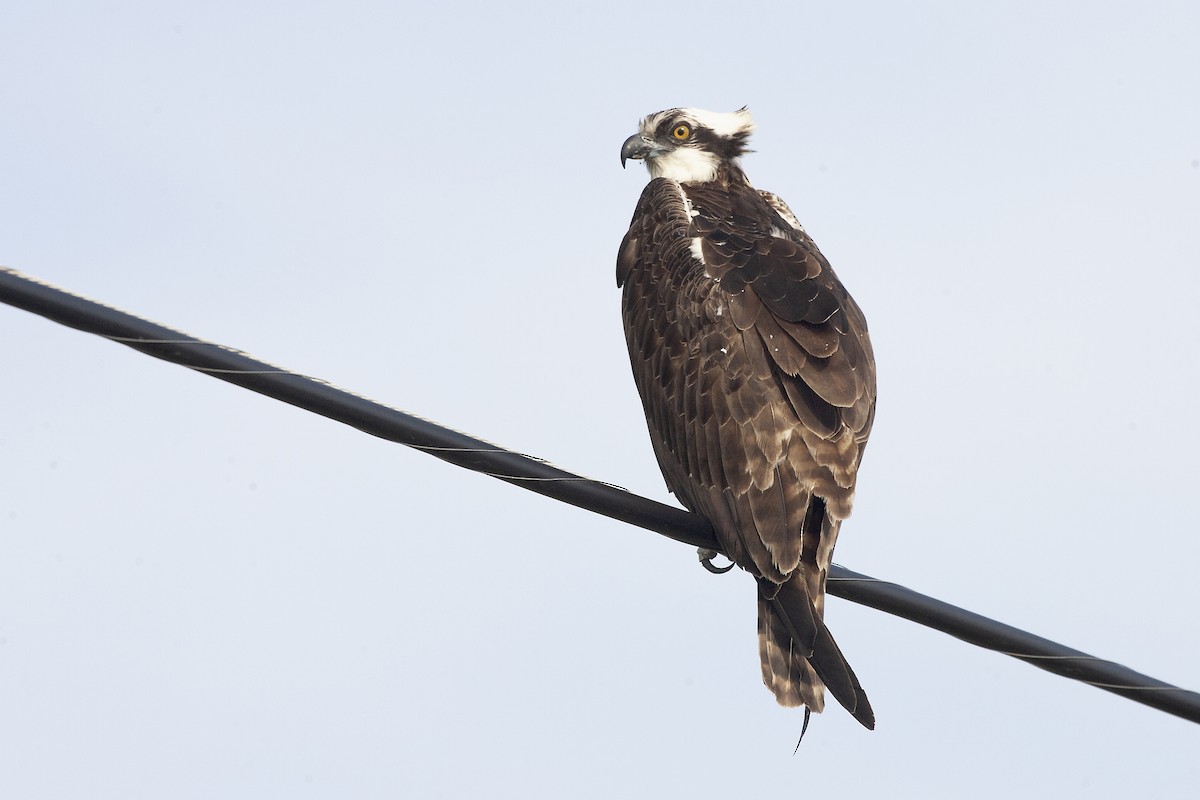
698, 547, 735, 574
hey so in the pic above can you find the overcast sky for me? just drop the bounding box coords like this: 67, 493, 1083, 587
2, 2, 1199, 797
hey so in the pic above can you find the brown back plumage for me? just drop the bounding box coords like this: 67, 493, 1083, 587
618, 161, 876, 728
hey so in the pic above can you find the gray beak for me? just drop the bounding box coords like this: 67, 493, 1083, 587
621, 133, 655, 168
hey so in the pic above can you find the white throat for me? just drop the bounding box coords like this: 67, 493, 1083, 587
647, 148, 722, 183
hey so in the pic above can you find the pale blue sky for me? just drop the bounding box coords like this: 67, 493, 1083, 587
2, 2, 1199, 797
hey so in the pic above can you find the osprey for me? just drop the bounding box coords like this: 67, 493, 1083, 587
617, 108, 876, 729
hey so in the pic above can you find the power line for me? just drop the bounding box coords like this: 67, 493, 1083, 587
2, 265, 1198, 725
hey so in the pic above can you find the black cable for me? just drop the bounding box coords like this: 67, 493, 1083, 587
3, 266, 1198, 725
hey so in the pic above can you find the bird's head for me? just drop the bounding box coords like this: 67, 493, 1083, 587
620, 107, 755, 183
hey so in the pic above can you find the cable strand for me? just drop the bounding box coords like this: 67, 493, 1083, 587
2, 265, 1197, 725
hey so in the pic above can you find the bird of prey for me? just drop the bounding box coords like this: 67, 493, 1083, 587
617, 107, 876, 729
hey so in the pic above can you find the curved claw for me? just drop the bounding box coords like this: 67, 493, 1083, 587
698, 547, 735, 574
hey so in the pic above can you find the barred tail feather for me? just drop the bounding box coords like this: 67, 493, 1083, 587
758, 590, 824, 710
758, 575, 875, 729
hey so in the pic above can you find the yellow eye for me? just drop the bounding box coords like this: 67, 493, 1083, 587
672, 123, 691, 140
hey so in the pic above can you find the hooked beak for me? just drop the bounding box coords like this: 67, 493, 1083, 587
620, 133, 657, 168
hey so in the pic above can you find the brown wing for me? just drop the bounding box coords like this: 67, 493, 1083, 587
619, 177, 876, 725
620, 179, 875, 579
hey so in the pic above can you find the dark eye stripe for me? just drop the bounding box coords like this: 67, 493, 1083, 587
656, 118, 691, 138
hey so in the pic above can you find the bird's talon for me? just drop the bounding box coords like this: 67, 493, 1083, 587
698, 548, 735, 574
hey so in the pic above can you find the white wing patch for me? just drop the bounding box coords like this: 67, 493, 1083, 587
760, 190, 807, 233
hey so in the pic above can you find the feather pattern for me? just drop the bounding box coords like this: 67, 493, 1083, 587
618, 129, 876, 729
